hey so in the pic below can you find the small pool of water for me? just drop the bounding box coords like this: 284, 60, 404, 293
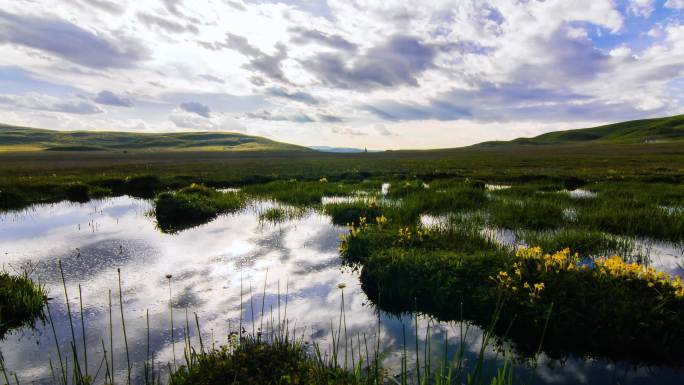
0, 197, 682, 384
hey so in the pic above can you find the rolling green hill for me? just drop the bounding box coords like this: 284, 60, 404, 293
480, 114, 684, 146
0, 124, 312, 152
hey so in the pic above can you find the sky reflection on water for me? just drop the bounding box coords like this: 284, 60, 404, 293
0, 197, 682, 384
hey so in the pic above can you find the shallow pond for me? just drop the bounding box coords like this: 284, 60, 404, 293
1, 196, 683, 384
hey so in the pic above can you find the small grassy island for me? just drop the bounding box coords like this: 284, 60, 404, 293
0, 272, 46, 339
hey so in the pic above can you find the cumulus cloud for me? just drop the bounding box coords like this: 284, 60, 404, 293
137, 12, 199, 34
317, 114, 344, 123
289, 27, 357, 52
332, 126, 368, 136
74, 0, 126, 14
665, 0, 684, 9
199, 74, 225, 84
374, 124, 393, 136
201, 33, 289, 83
265, 87, 318, 105
0, 10, 148, 69
94, 90, 132, 107
364, 80, 660, 124
246, 110, 314, 123
1, 0, 683, 148
169, 110, 246, 131
0, 93, 103, 114
628, 0, 656, 17
303, 35, 436, 90
180, 101, 211, 118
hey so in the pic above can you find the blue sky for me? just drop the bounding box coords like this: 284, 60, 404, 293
0, 0, 682, 149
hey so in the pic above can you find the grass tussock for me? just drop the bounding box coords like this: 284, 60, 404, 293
154, 184, 246, 233
324, 200, 384, 226
169, 336, 369, 385
0, 271, 46, 338
257, 206, 307, 224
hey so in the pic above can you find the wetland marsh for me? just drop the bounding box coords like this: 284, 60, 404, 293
1, 173, 683, 384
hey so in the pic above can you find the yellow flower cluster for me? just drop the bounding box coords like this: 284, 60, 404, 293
397, 227, 412, 245
346, 216, 368, 238
376, 215, 388, 228
495, 247, 684, 302
491, 267, 545, 302
396, 226, 432, 245
595, 255, 684, 297
515, 247, 581, 273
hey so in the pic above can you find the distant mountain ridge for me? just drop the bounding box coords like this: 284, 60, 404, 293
0, 124, 312, 152
479, 114, 684, 146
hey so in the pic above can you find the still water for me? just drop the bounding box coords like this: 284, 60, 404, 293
0, 196, 682, 384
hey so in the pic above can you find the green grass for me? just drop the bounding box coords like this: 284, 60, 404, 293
517, 228, 640, 261
324, 201, 384, 226
154, 184, 246, 233
0, 124, 312, 152
488, 197, 567, 231
169, 336, 368, 385
482, 114, 684, 145
257, 206, 307, 224
0, 271, 46, 338
242, 180, 361, 206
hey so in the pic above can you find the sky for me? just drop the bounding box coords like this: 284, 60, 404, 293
0, 0, 683, 150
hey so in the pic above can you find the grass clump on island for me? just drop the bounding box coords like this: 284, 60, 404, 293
339, 215, 684, 364
170, 336, 375, 385
154, 183, 246, 233
0, 271, 46, 338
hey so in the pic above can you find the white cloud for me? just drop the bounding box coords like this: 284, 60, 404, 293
0, 1, 680, 149
0, 93, 104, 114
665, 0, 684, 10
627, 0, 656, 18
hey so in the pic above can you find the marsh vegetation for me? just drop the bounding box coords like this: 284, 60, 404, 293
1, 139, 684, 384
